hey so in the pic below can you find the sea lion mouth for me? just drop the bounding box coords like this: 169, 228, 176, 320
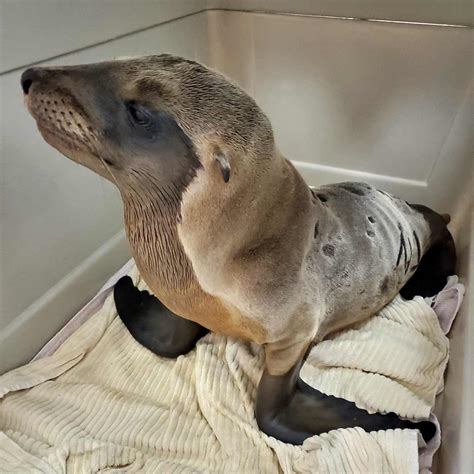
37, 122, 95, 156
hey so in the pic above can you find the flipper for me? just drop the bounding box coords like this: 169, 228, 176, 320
401, 205, 456, 299
114, 276, 208, 358
256, 362, 436, 445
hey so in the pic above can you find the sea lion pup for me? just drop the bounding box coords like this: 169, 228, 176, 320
22, 54, 455, 444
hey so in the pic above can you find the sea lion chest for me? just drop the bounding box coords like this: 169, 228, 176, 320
123, 202, 266, 342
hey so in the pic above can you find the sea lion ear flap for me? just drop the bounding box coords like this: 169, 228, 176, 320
214, 148, 231, 183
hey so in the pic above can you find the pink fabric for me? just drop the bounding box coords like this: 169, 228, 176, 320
425, 276, 465, 334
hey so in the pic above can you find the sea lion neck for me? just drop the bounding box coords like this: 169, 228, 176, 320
122, 179, 195, 292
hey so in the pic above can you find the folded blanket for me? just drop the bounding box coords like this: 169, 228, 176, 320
0, 264, 463, 473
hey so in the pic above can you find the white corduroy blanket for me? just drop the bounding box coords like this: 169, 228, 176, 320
0, 264, 462, 473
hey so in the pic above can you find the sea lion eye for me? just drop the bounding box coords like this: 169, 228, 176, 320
126, 101, 153, 128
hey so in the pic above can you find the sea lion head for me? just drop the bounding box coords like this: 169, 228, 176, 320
21, 54, 274, 194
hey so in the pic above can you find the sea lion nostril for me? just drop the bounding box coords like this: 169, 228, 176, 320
21, 67, 41, 94
22, 79, 33, 94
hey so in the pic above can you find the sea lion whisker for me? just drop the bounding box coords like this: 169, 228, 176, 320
98, 154, 121, 188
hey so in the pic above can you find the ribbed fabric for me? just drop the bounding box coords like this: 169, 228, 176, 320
301, 295, 449, 420
0, 266, 450, 473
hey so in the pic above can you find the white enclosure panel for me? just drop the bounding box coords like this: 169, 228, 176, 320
1, 0, 471, 75
437, 187, 473, 474
0, 0, 208, 73
0, 231, 129, 374
207, 0, 473, 27
425, 85, 473, 216
0, 12, 211, 371
208, 11, 472, 212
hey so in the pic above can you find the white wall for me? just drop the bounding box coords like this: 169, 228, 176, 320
208, 10, 473, 213
0, 0, 209, 73
436, 185, 473, 474
207, 0, 473, 27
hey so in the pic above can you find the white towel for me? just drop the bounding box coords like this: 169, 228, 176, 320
0, 265, 462, 473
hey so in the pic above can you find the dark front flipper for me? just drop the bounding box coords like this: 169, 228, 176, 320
114, 276, 208, 358
401, 205, 456, 299
401, 231, 456, 299
256, 364, 436, 445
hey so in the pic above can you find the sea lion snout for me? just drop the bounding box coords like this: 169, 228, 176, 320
21, 65, 108, 175
21, 67, 43, 95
